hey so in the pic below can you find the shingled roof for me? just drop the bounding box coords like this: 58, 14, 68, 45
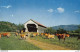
25, 19, 47, 28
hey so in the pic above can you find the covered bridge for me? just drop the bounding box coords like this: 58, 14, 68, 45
24, 19, 47, 33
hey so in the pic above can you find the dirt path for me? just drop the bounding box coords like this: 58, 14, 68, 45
26, 38, 71, 50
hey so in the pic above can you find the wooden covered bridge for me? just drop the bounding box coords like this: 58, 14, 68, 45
24, 19, 47, 33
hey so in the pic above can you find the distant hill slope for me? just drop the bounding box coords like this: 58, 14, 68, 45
0, 21, 18, 32
52, 25, 79, 31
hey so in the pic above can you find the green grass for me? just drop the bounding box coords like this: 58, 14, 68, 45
0, 32, 41, 50
30, 35, 80, 50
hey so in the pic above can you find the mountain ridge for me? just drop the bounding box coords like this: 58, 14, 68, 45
52, 25, 79, 31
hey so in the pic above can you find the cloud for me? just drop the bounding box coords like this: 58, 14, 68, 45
47, 7, 64, 13
74, 10, 80, 13
48, 9, 54, 13
57, 7, 64, 13
1, 5, 12, 8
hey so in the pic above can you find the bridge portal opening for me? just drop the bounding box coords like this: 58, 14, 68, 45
27, 24, 37, 32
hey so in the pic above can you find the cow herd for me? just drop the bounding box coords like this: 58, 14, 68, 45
31, 33, 70, 42
30, 32, 80, 42
0, 30, 80, 42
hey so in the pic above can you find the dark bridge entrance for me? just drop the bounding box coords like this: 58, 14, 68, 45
27, 24, 37, 32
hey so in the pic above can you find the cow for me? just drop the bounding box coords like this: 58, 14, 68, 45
45, 33, 49, 37
56, 33, 70, 42
2, 32, 11, 38
48, 35, 55, 39
44, 33, 55, 39
41, 33, 44, 36
20, 34, 27, 39
32, 33, 37, 37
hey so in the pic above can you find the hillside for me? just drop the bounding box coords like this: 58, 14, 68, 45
0, 21, 18, 32
52, 25, 79, 31
0, 21, 79, 32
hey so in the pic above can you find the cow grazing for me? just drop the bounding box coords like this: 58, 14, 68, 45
2, 33, 11, 38
44, 33, 55, 39
56, 33, 70, 42
33, 33, 37, 37
48, 35, 55, 39
20, 34, 26, 39
41, 33, 44, 36
45, 33, 49, 37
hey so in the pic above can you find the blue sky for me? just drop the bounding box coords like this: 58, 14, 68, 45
0, 0, 80, 27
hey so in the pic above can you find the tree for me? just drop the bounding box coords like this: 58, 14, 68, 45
0, 21, 19, 32
44, 27, 56, 34
75, 25, 80, 33
56, 28, 67, 34
17, 24, 24, 31
78, 25, 80, 28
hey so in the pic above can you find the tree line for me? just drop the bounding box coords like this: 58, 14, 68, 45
0, 21, 24, 32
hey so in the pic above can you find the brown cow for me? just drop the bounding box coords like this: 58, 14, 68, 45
20, 34, 28, 39
2, 33, 11, 38
56, 33, 70, 42
41, 33, 44, 36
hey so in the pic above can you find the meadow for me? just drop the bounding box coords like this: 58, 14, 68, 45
0, 32, 41, 50
30, 35, 80, 50
0, 32, 80, 50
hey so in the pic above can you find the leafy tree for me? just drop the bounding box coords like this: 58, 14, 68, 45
75, 25, 80, 33
44, 27, 56, 34
0, 21, 18, 32
17, 24, 24, 30
78, 25, 80, 28
0, 21, 25, 32
56, 28, 67, 34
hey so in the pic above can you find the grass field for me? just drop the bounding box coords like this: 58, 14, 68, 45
30, 35, 80, 50
0, 32, 41, 50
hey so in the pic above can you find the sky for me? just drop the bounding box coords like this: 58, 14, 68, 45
0, 0, 80, 27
